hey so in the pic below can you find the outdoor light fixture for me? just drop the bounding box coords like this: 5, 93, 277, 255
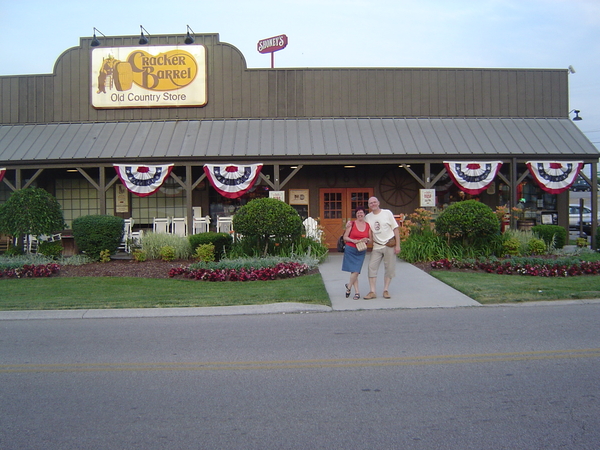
184, 25, 195, 45
90, 27, 105, 47
570, 109, 583, 121
139, 25, 150, 45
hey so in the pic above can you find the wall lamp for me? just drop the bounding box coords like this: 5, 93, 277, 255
90, 27, 105, 47
184, 25, 195, 45
570, 109, 583, 121
139, 25, 151, 45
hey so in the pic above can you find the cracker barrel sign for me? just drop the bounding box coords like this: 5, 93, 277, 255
91, 45, 207, 109
257, 34, 288, 68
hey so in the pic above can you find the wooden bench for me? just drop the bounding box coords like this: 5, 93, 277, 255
0, 235, 11, 253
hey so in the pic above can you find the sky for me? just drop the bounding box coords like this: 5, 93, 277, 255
1, 0, 599, 149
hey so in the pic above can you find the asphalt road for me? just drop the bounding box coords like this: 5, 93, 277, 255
2, 304, 600, 449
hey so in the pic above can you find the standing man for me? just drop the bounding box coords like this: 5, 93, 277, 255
364, 197, 400, 299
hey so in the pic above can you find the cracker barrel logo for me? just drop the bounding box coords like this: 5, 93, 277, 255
91, 45, 207, 109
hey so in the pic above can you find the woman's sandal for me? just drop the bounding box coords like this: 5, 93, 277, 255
353, 293, 361, 300
345, 284, 351, 298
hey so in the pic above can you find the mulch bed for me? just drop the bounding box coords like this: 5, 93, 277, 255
57, 259, 323, 279
59, 259, 190, 279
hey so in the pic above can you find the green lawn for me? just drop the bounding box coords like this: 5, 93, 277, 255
430, 271, 600, 304
3, 267, 600, 311
0, 274, 330, 310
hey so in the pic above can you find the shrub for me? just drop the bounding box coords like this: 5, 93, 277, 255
99, 249, 112, 262
188, 232, 232, 261
502, 237, 521, 256
133, 249, 147, 262
72, 215, 124, 260
140, 232, 192, 260
435, 200, 500, 245
531, 225, 566, 249
233, 198, 302, 257
193, 244, 215, 263
38, 241, 63, 259
4, 246, 23, 257
406, 208, 434, 235
527, 238, 547, 255
160, 246, 176, 261
503, 229, 547, 256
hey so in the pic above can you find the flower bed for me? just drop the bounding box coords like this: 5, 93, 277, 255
0, 263, 61, 279
430, 258, 600, 277
169, 262, 310, 281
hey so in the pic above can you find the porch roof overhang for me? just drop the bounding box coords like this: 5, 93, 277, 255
0, 117, 597, 168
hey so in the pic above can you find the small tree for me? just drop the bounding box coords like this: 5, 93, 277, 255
233, 198, 303, 257
0, 187, 65, 253
435, 200, 500, 246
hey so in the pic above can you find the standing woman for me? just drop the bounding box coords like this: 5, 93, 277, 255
342, 206, 371, 300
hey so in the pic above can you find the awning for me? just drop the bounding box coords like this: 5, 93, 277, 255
0, 117, 597, 165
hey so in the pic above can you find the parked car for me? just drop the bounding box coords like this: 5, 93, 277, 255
569, 204, 594, 234
570, 180, 591, 192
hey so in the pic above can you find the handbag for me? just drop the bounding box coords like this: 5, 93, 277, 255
355, 241, 367, 252
385, 237, 396, 247
337, 235, 346, 252
337, 221, 355, 253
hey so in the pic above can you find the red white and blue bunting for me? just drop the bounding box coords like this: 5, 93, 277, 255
526, 161, 583, 194
443, 161, 503, 195
203, 164, 263, 199
114, 164, 174, 197
0, 168, 5, 183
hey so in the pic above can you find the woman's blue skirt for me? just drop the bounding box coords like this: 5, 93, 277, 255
341, 245, 367, 273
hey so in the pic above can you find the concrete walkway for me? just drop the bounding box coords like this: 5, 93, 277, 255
320, 253, 480, 310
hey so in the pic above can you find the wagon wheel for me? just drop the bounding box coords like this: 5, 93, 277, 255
379, 169, 419, 207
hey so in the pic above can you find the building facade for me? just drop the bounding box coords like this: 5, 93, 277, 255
0, 32, 598, 249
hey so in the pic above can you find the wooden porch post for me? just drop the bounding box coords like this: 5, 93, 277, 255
592, 161, 598, 249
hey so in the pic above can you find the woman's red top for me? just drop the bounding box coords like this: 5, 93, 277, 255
347, 221, 370, 248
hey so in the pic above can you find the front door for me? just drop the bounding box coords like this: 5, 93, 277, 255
320, 188, 373, 250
